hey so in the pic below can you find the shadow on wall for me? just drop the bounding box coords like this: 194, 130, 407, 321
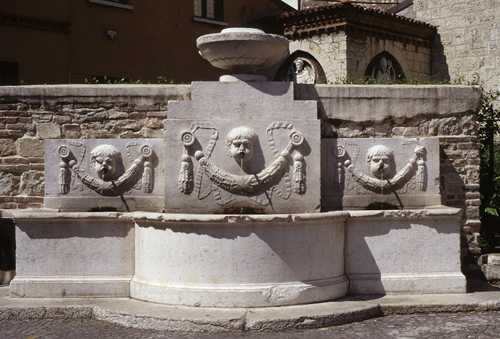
0, 219, 15, 285
432, 33, 450, 82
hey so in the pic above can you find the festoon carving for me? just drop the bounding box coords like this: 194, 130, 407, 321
178, 122, 306, 201
58, 143, 154, 196
337, 144, 427, 194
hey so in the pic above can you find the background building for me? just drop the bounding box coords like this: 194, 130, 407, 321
0, 0, 292, 84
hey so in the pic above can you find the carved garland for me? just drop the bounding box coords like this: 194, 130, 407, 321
179, 123, 306, 197
58, 144, 154, 196
342, 145, 427, 194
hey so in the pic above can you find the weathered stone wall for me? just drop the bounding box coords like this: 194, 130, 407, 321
289, 31, 431, 83
289, 32, 348, 83
0, 85, 190, 209
346, 33, 431, 82
413, 0, 500, 93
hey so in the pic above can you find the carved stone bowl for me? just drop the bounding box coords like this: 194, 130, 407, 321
196, 28, 289, 79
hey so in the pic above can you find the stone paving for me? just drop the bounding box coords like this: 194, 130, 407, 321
2, 311, 500, 339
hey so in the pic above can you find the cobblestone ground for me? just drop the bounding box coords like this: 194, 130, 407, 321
2, 311, 500, 339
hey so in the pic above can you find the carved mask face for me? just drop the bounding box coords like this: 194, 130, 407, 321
225, 127, 257, 165
90, 145, 121, 181
228, 137, 254, 163
366, 145, 395, 179
94, 155, 118, 181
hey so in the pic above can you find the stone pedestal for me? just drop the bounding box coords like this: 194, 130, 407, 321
131, 212, 348, 307
165, 81, 320, 214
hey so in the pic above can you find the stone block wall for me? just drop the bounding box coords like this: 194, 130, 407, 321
347, 33, 431, 82
289, 31, 431, 83
413, 0, 500, 92
289, 32, 348, 83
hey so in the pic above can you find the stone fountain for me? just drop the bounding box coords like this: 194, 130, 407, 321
8, 28, 466, 308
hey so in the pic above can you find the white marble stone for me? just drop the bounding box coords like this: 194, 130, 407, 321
196, 28, 289, 80
44, 139, 165, 212
323, 138, 441, 210
165, 81, 320, 214
8, 210, 134, 298
131, 211, 349, 307
345, 208, 466, 294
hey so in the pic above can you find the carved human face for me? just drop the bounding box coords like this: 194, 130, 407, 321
294, 59, 304, 73
366, 145, 395, 179
94, 155, 117, 181
90, 145, 121, 181
225, 127, 257, 164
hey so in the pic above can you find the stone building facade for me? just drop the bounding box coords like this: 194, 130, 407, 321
0, 0, 291, 85
281, 3, 435, 84
406, 0, 500, 93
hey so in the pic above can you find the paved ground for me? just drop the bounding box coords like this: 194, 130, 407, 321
2, 311, 500, 339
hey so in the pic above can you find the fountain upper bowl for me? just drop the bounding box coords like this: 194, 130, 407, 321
196, 28, 289, 74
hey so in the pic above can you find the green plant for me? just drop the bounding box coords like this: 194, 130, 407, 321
83, 75, 176, 84
478, 87, 500, 252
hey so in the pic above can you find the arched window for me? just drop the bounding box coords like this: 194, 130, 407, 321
365, 52, 405, 83
275, 51, 327, 84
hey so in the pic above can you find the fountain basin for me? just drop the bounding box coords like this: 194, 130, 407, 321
196, 28, 289, 80
131, 211, 348, 307
7, 208, 466, 305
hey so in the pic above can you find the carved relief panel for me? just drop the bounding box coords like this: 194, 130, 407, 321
165, 82, 320, 213
45, 139, 165, 211
323, 138, 441, 210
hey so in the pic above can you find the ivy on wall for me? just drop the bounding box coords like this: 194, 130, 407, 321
478, 88, 500, 252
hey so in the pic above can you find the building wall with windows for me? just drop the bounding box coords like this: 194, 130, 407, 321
0, 0, 288, 84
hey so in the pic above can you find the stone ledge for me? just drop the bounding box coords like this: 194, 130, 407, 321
0, 85, 191, 100
1, 292, 500, 332
348, 207, 462, 220
296, 84, 481, 122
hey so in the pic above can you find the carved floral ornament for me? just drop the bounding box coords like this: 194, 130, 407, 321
337, 144, 427, 194
178, 122, 307, 201
58, 143, 154, 196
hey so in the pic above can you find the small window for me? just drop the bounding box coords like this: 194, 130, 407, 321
194, 0, 224, 21
0, 62, 19, 85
